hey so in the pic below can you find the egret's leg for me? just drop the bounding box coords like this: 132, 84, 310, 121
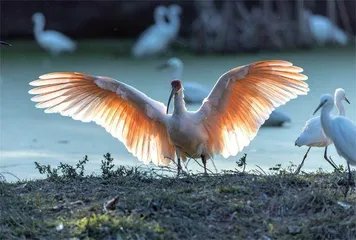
323, 146, 340, 172
294, 147, 311, 175
344, 163, 354, 199
201, 155, 207, 175
175, 147, 182, 175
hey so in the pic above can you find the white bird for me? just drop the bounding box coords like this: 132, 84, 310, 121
313, 94, 356, 197
32, 12, 77, 56
132, 5, 182, 58
0, 41, 11, 46
28, 60, 309, 174
304, 10, 348, 46
295, 88, 350, 174
158, 57, 292, 126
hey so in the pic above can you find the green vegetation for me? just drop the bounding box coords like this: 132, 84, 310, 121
1, 154, 355, 239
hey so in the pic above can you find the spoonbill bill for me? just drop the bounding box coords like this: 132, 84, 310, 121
132, 5, 182, 58
0, 41, 11, 46
29, 60, 309, 174
32, 12, 77, 56
158, 57, 292, 126
313, 94, 356, 197
295, 88, 350, 174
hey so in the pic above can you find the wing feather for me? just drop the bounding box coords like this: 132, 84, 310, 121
29, 72, 175, 165
196, 60, 309, 158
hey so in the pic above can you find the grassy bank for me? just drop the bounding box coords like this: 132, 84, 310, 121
1, 155, 355, 240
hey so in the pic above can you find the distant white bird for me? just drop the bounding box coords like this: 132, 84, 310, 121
313, 94, 356, 197
166, 5, 182, 42
157, 57, 292, 126
157, 58, 209, 104
29, 60, 308, 174
32, 12, 76, 56
132, 5, 182, 58
295, 88, 350, 174
0, 41, 11, 46
304, 10, 348, 46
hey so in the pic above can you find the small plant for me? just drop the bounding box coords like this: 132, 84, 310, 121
236, 154, 247, 173
269, 162, 297, 175
100, 153, 144, 179
34, 155, 89, 181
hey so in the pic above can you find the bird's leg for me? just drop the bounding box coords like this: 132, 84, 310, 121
294, 147, 311, 175
201, 155, 207, 175
344, 163, 354, 199
323, 146, 340, 172
175, 147, 182, 176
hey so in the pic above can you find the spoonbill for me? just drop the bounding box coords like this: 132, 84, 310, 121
32, 12, 77, 56
29, 60, 309, 174
158, 57, 292, 126
0, 41, 11, 46
313, 94, 356, 197
295, 88, 350, 174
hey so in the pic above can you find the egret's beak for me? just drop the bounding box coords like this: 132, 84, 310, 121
345, 96, 350, 104
0, 41, 11, 47
156, 62, 169, 71
313, 100, 327, 115
166, 87, 177, 114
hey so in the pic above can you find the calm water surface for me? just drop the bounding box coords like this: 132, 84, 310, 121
1, 41, 355, 180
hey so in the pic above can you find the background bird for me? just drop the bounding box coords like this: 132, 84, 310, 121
32, 12, 77, 56
313, 94, 356, 197
158, 57, 293, 127
294, 88, 350, 174
132, 5, 181, 58
29, 60, 309, 174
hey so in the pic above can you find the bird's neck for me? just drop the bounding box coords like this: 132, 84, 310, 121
34, 20, 45, 36
155, 13, 167, 26
320, 104, 334, 139
335, 100, 345, 116
173, 91, 186, 115
168, 13, 180, 30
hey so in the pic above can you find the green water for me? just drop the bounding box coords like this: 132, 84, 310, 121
0, 40, 355, 180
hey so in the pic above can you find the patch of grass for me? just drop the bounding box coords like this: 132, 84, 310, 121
1, 154, 355, 239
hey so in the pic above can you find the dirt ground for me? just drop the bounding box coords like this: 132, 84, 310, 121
1, 155, 355, 240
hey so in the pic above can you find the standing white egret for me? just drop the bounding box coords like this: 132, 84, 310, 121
32, 12, 77, 56
313, 94, 356, 197
0, 41, 11, 46
295, 88, 350, 174
158, 57, 292, 126
132, 6, 170, 58
29, 60, 308, 174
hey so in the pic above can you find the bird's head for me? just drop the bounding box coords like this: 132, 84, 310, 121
334, 88, 350, 104
169, 4, 182, 15
157, 58, 183, 71
155, 6, 167, 18
167, 80, 183, 114
32, 12, 45, 24
313, 94, 334, 115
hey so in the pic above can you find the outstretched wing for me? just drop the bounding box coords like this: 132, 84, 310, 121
195, 60, 309, 158
29, 72, 175, 165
